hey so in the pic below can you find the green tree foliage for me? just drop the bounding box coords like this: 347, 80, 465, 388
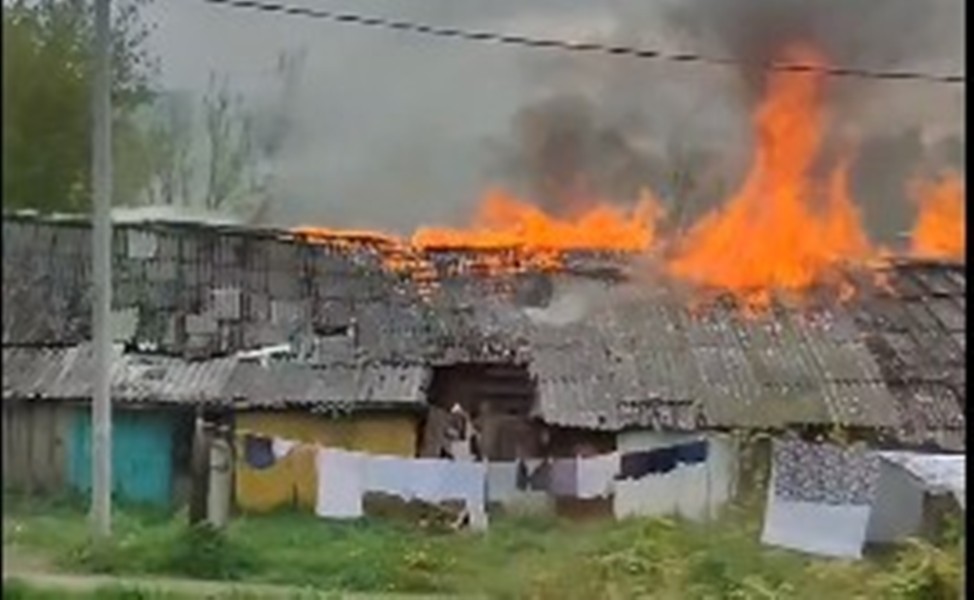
2, 0, 157, 213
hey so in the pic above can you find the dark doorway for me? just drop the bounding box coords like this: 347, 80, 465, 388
420, 363, 541, 461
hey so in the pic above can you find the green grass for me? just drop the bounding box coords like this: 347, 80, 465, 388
1, 579, 333, 600
2, 492, 963, 599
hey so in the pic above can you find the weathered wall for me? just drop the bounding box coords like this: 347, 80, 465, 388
234, 411, 419, 512
613, 430, 738, 521
1, 217, 506, 363
2, 401, 73, 495
67, 407, 182, 506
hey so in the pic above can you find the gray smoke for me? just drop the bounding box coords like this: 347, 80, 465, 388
662, 0, 962, 97
143, 0, 963, 241
484, 0, 964, 242
484, 95, 665, 214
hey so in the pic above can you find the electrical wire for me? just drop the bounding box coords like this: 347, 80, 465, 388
201, 0, 965, 85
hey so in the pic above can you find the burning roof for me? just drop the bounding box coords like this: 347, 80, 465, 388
1, 42, 964, 447
1, 212, 964, 449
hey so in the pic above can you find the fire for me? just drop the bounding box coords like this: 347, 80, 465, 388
411, 188, 661, 253
909, 173, 966, 260
666, 44, 873, 305
290, 42, 958, 308
292, 189, 661, 283
291, 226, 401, 248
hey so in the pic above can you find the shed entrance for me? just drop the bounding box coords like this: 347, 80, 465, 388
420, 363, 540, 461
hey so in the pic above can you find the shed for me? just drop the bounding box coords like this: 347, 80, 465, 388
225, 360, 430, 512
2, 344, 235, 506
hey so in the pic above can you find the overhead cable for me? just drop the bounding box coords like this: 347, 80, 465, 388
202, 0, 965, 85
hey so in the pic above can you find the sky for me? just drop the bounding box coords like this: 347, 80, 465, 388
141, 0, 965, 238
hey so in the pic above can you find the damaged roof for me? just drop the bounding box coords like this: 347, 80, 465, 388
224, 360, 429, 410
2, 344, 428, 411
2, 345, 236, 405
1, 215, 965, 448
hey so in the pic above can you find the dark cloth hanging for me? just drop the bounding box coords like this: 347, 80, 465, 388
528, 459, 552, 491
515, 459, 552, 491
676, 440, 709, 465
647, 447, 678, 474
243, 434, 275, 470
617, 447, 679, 480
516, 459, 530, 490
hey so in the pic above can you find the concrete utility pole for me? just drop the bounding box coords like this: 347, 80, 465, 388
91, 0, 113, 539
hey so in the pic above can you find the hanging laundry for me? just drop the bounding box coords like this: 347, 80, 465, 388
618, 447, 678, 480
676, 440, 709, 465
527, 459, 552, 491
549, 459, 578, 497
243, 434, 275, 470
516, 459, 530, 490
271, 437, 297, 460
315, 448, 364, 519
577, 453, 619, 499
760, 438, 880, 559
363, 455, 486, 510
487, 462, 520, 503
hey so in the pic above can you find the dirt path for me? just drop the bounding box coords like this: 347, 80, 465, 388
3, 545, 470, 599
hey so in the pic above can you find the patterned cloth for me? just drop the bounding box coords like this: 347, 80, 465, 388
772, 438, 880, 506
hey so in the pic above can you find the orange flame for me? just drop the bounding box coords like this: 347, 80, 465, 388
909, 173, 966, 260
411, 188, 661, 253
292, 189, 661, 283
666, 44, 873, 304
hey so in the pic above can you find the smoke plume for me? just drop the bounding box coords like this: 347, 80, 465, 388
144, 0, 963, 241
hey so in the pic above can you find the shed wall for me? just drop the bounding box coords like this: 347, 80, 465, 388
2, 402, 72, 495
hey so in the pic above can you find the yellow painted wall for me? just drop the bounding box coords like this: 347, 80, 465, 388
235, 411, 418, 513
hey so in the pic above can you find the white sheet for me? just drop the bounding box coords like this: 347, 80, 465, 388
364, 456, 485, 506
577, 453, 619, 499
486, 462, 519, 503
761, 497, 872, 559
761, 465, 872, 559
315, 448, 364, 519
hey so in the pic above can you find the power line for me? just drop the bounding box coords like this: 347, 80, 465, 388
202, 0, 965, 86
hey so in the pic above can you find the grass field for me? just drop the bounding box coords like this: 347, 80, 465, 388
2, 493, 963, 599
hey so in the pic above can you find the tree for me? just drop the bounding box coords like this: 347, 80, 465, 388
2, 0, 157, 213
203, 73, 254, 210
138, 48, 306, 219
141, 94, 194, 207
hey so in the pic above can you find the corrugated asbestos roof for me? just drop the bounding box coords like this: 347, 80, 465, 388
224, 361, 428, 408
1, 216, 965, 447
2, 345, 425, 410
526, 290, 902, 431
3, 345, 236, 405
